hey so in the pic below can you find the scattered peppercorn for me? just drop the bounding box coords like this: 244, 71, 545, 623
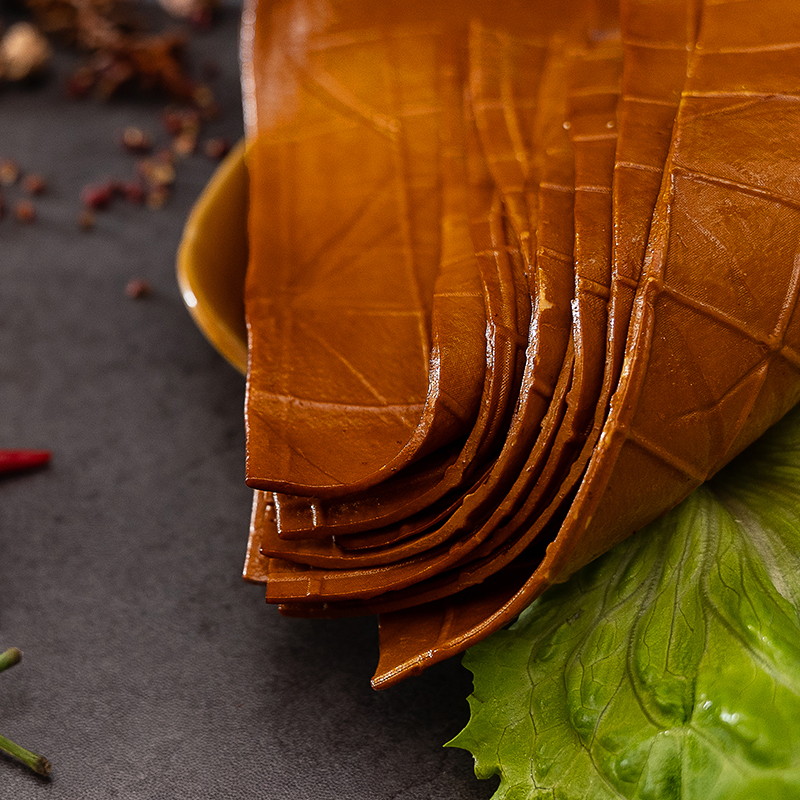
158, 0, 218, 23
121, 126, 152, 154
121, 181, 145, 204
78, 209, 96, 230
204, 137, 230, 161
81, 182, 114, 210
125, 279, 152, 299
157, 147, 176, 165
161, 106, 200, 138
22, 174, 46, 195
173, 131, 197, 158
0, 4, 233, 242
14, 200, 36, 223
160, 110, 182, 137
0, 22, 52, 83
138, 157, 176, 190
146, 185, 171, 209
0, 159, 20, 186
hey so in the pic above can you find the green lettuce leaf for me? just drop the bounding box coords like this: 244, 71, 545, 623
448, 404, 800, 799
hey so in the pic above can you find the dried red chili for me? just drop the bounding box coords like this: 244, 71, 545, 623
0, 449, 50, 474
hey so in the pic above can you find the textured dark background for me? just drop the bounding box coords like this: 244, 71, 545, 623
0, 4, 497, 797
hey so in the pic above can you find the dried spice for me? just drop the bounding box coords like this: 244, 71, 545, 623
14, 200, 36, 223
203, 136, 229, 161
125, 278, 151, 298
119, 180, 144, 204
172, 130, 196, 157
23, 0, 212, 104
77, 208, 95, 230
157, 0, 218, 28
0, 21, 52, 81
137, 153, 175, 189
80, 181, 114, 209
0, 159, 20, 187
0, 449, 50, 474
120, 126, 152, 154
145, 184, 170, 208
22, 174, 47, 195
161, 106, 200, 138
191, 84, 217, 119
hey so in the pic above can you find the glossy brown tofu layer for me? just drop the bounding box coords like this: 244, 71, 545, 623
242, 0, 800, 688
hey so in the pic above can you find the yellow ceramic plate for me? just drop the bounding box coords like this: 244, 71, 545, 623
177, 140, 249, 374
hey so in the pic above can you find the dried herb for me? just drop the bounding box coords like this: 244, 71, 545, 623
0, 648, 51, 777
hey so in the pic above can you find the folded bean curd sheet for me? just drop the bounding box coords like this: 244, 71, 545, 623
242, 0, 800, 689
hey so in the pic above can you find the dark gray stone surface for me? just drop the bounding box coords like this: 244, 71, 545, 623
0, 6, 497, 798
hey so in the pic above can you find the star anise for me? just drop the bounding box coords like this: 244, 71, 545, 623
22, 0, 206, 103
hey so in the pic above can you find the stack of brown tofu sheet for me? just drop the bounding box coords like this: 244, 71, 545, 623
240, 0, 800, 687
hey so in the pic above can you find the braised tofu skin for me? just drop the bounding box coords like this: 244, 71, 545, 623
240, 0, 800, 688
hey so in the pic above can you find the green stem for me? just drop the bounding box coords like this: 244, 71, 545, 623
0, 734, 50, 776
0, 648, 22, 674
0, 647, 51, 776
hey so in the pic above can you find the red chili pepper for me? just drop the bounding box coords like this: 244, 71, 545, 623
0, 449, 51, 474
